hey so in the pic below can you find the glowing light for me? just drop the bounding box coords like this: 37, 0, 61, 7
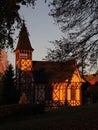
52, 68, 83, 106
52, 83, 67, 106
0, 49, 9, 74
76, 88, 80, 100
67, 87, 71, 100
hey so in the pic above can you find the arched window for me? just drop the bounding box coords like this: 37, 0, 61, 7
71, 85, 76, 100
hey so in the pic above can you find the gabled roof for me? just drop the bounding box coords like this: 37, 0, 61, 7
15, 22, 34, 51
85, 74, 98, 85
33, 60, 77, 83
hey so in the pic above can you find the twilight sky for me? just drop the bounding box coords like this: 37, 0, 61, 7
8, 0, 63, 66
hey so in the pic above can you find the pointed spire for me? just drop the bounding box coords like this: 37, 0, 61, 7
15, 21, 34, 51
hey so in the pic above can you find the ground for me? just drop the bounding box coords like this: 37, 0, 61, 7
0, 103, 98, 130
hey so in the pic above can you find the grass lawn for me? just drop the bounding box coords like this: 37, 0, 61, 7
0, 103, 98, 130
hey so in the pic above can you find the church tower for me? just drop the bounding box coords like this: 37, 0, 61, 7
14, 22, 34, 101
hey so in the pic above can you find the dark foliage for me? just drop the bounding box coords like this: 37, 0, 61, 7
46, 0, 98, 74
45, 38, 74, 62
88, 82, 98, 103
0, 103, 45, 119
81, 81, 91, 104
2, 64, 19, 104
0, 0, 36, 49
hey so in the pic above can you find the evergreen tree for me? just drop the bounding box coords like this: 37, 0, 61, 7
2, 64, 18, 104
0, 73, 4, 104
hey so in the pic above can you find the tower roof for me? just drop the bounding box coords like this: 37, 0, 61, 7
15, 22, 34, 51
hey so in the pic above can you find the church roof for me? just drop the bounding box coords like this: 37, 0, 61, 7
85, 74, 98, 85
15, 22, 34, 51
33, 60, 77, 83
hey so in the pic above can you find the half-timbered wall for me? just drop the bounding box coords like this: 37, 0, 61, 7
52, 82, 67, 106
67, 82, 82, 106
33, 82, 82, 107
34, 84, 45, 102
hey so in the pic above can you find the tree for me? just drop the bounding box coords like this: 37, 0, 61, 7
2, 64, 18, 104
47, 0, 98, 74
0, 74, 4, 104
0, 0, 36, 50
88, 81, 98, 103
81, 81, 91, 104
45, 38, 74, 62
45, 37, 88, 75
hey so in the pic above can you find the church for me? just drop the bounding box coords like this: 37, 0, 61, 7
14, 23, 84, 107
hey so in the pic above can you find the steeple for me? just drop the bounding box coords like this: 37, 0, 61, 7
14, 21, 34, 101
15, 22, 34, 51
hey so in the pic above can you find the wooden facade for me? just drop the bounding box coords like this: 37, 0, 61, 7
14, 23, 84, 107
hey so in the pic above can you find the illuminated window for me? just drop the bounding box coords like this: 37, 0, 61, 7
71, 85, 76, 100
21, 59, 32, 71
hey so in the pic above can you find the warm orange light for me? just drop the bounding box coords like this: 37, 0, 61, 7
52, 83, 67, 106
0, 49, 9, 74
76, 88, 80, 100
67, 87, 71, 100
16, 59, 32, 71
52, 68, 83, 106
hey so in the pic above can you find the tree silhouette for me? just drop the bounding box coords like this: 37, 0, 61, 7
81, 81, 91, 104
88, 81, 98, 103
2, 64, 18, 104
0, 73, 4, 104
0, 0, 35, 49
45, 38, 74, 62
48, 0, 98, 74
